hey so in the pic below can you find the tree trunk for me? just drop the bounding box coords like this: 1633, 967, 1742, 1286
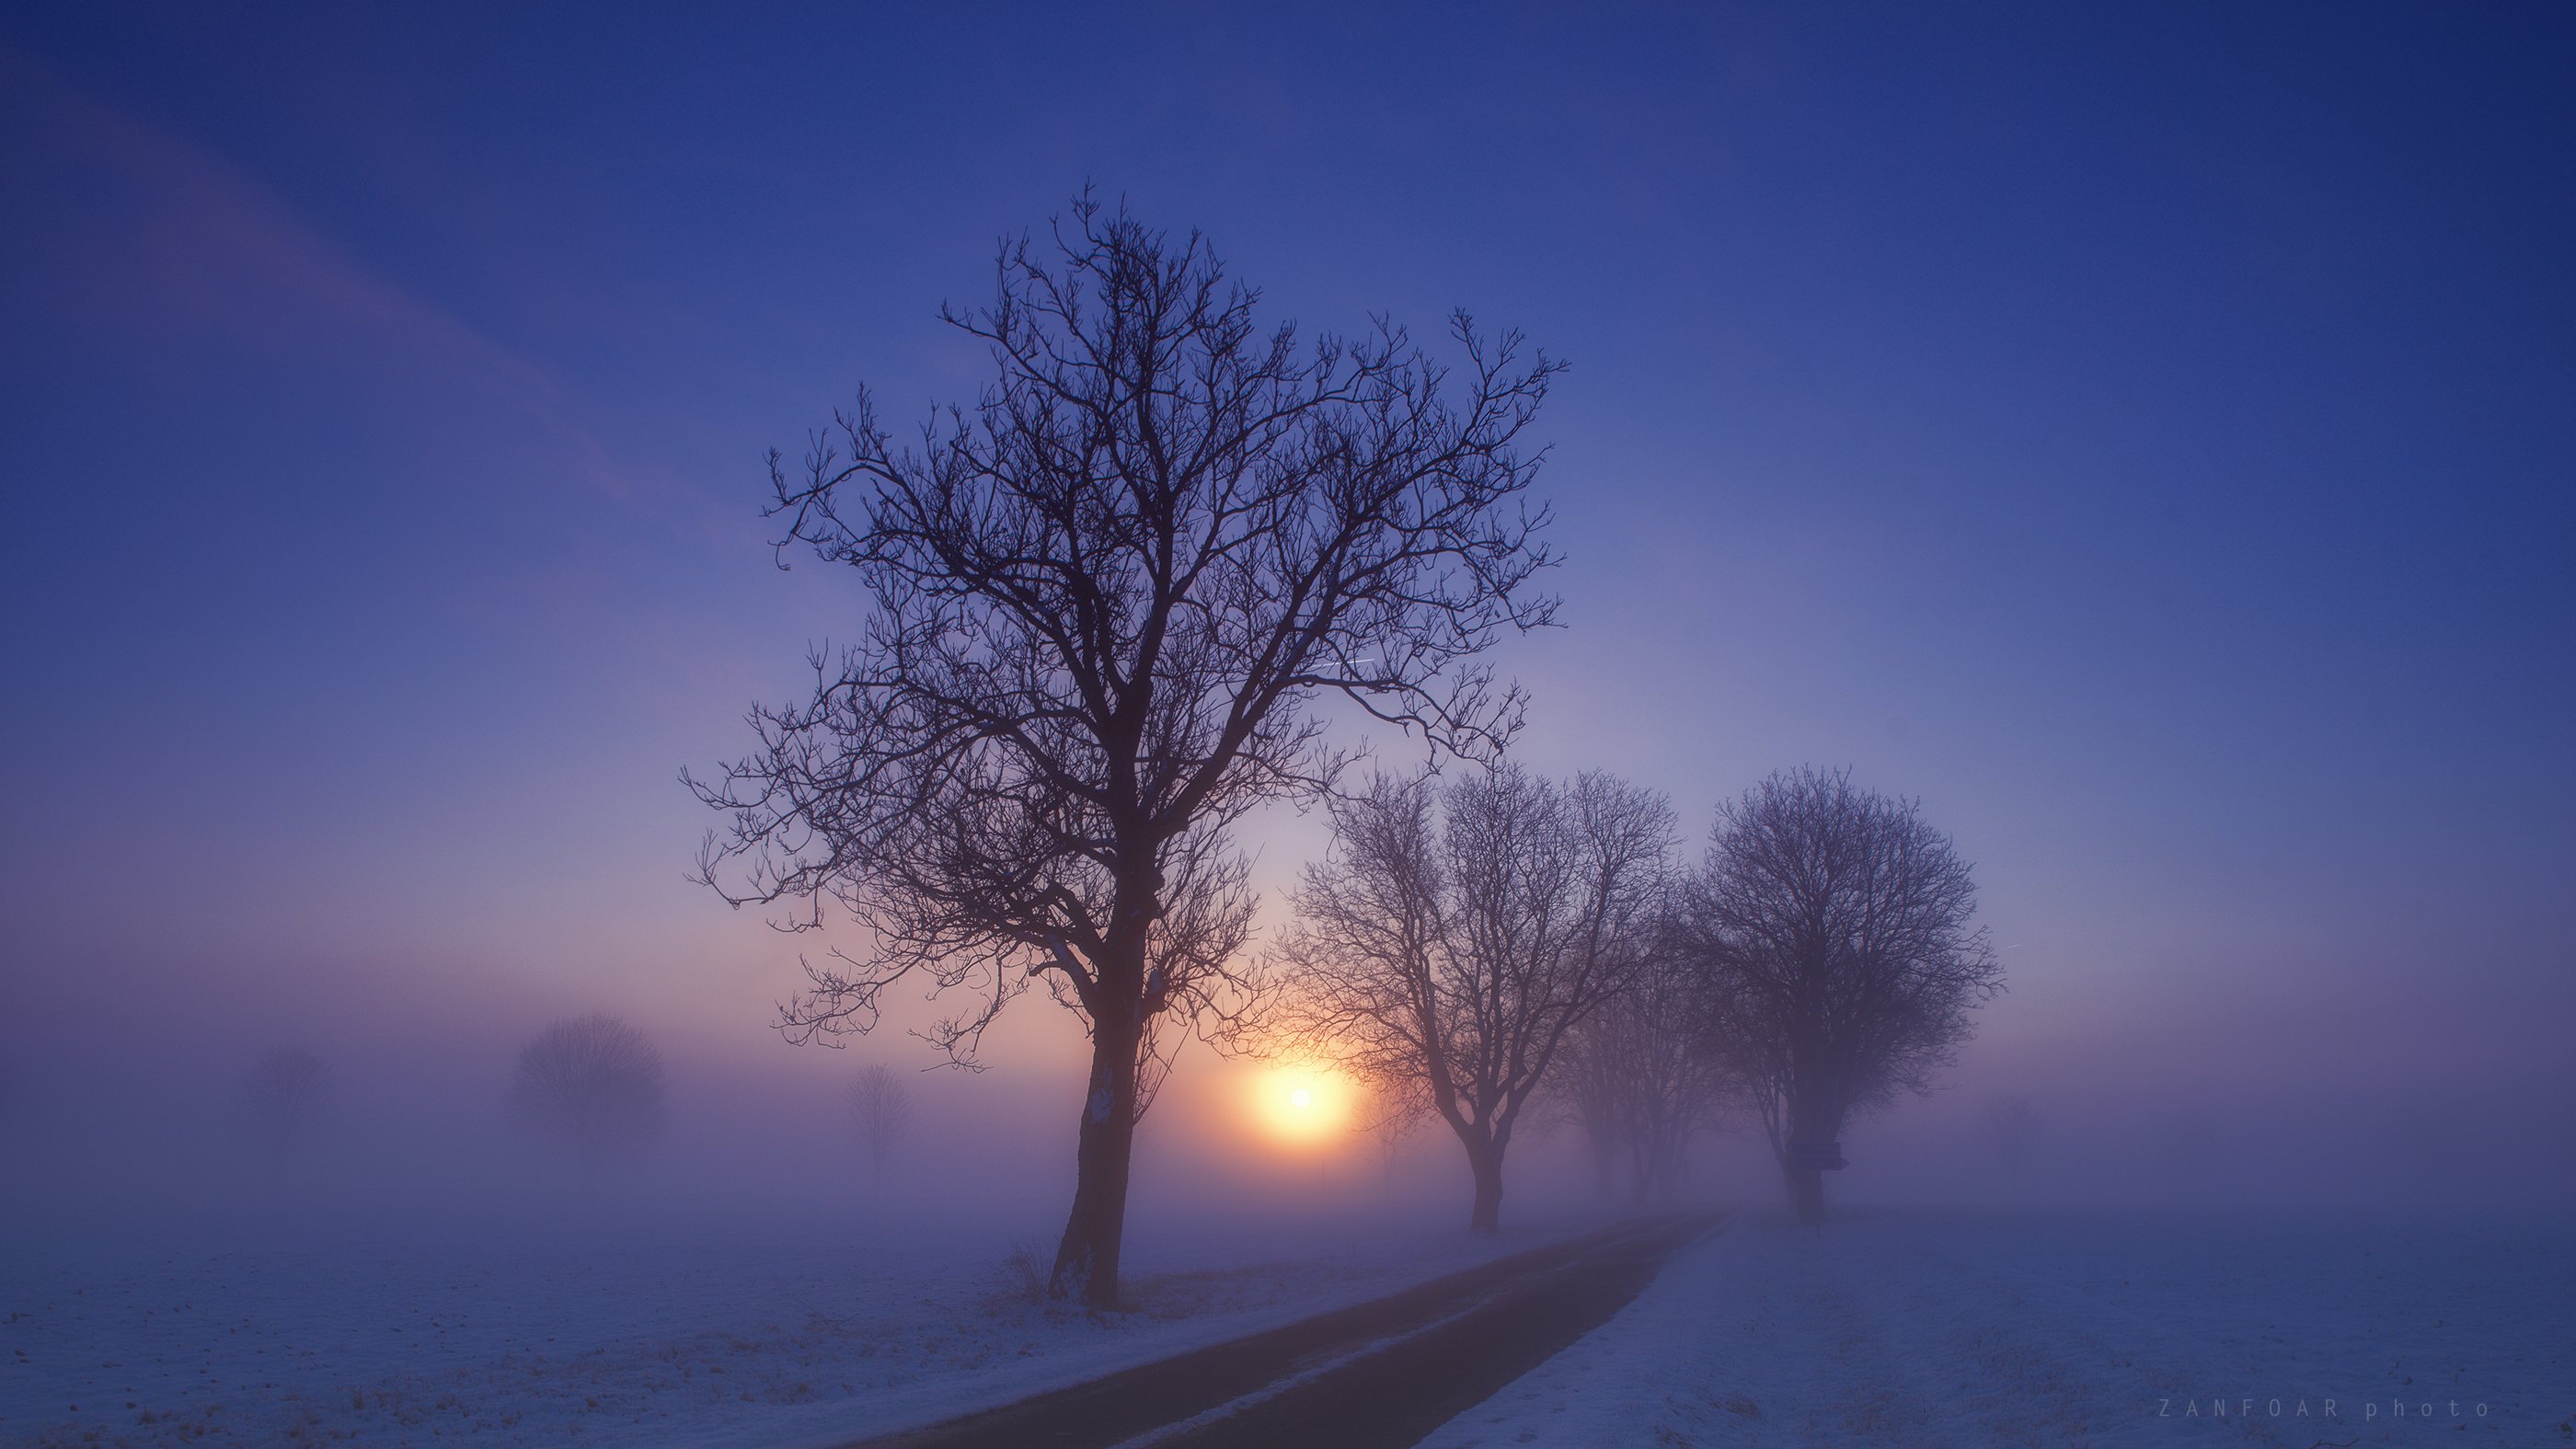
1785, 1163, 1825, 1225
1051, 1011, 1141, 1308
1467, 1138, 1505, 1232
1785, 1087, 1837, 1225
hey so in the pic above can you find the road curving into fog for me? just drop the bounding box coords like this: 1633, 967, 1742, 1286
845, 1212, 1723, 1449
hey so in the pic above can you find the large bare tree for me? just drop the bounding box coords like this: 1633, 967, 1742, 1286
1683, 768, 2004, 1224
688, 196, 1559, 1305
1277, 765, 1667, 1230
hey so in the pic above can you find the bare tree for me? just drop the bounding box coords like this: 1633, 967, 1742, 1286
1549, 1019, 1627, 1199
689, 196, 1559, 1305
1278, 765, 1667, 1231
845, 1064, 913, 1180
238, 1045, 330, 1182
1682, 768, 2004, 1225
1356, 1085, 1427, 1198
1553, 943, 1731, 1205
507, 1014, 669, 1181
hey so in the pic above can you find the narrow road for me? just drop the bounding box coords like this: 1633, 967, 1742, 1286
845, 1212, 1720, 1449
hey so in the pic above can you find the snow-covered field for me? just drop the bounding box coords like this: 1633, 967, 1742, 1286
1426, 1208, 2573, 1448
0, 1202, 1599, 1448
12, 1204, 2568, 1448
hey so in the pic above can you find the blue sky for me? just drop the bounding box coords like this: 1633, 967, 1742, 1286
3, 3, 2570, 1193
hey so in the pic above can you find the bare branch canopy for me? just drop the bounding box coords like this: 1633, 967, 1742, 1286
1681, 767, 2004, 1224
686, 192, 1562, 1302
1275, 765, 1668, 1230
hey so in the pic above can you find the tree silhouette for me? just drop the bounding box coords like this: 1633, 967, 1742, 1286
1552, 943, 1730, 1204
1550, 1018, 1627, 1199
238, 1045, 330, 1183
507, 1014, 669, 1182
845, 1064, 912, 1181
690, 195, 1559, 1304
1683, 768, 2004, 1225
1358, 1086, 1427, 1199
1277, 765, 1667, 1230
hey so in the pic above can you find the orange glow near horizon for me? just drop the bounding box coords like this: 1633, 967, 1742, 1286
1248, 1064, 1355, 1147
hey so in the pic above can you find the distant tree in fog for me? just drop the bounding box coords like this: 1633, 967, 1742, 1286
507, 1014, 669, 1180
1358, 1087, 1427, 1198
1552, 944, 1731, 1205
845, 1064, 912, 1179
238, 1045, 330, 1180
1278, 765, 1669, 1231
1682, 768, 2004, 1225
1549, 1014, 1627, 1199
1982, 1093, 2043, 1194
685, 196, 1560, 1305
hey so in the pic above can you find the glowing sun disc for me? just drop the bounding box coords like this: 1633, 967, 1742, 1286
1250, 1066, 1351, 1145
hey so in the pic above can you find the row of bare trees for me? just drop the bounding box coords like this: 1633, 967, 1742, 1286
695, 195, 2003, 1302
1280, 763, 2001, 1230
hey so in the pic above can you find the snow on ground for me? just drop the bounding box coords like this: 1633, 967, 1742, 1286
1424, 1208, 2573, 1448
0, 1202, 1603, 1448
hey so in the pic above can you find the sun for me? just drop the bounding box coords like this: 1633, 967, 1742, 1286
1250, 1065, 1351, 1146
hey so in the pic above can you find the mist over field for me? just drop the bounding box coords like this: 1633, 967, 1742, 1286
4, 2, 2571, 1445
6, 847, 2569, 1232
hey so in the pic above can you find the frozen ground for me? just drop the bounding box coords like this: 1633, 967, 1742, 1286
0, 1202, 1604, 1448
1423, 1208, 2574, 1448
14, 1204, 2568, 1448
